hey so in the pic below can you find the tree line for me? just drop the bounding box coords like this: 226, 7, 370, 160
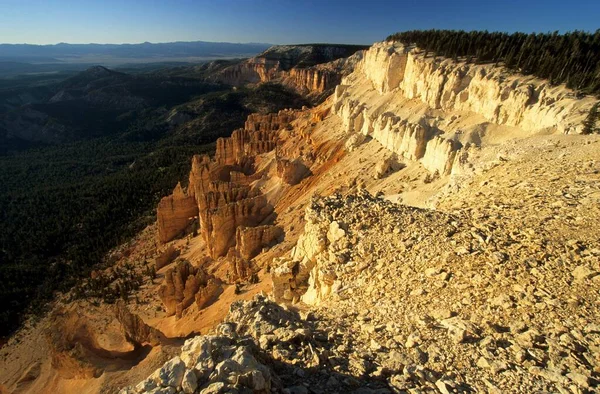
386, 29, 600, 96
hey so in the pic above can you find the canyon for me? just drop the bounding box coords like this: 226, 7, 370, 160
208, 44, 367, 99
1, 40, 599, 394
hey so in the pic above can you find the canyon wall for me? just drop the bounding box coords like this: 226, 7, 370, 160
333, 42, 597, 176
156, 183, 199, 243
153, 110, 304, 317
158, 260, 224, 318
209, 44, 365, 97
158, 110, 300, 259
156, 40, 599, 318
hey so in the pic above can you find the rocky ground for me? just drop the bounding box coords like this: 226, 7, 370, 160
120, 133, 600, 394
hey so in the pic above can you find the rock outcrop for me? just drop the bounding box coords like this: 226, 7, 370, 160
364, 42, 593, 133
212, 110, 297, 167
119, 295, 346, 394
270, 185, 600, 393
235, 225, 283, 261
284, 67, 340, 95
157, 183, 199, 244
115, 300, 165, 346
194, 279, 224, 310
244, 110, 298, 132
119, 297, 277, 394
154, 109, 306, 316
160, 110, 299, 261
200, 191, 273, 258
154, 245, 179, 270
374, 156, 398, 179
272, 198, 339, 304
277, 158, 310, 185
208, 44, 367, 98
333, 41, 598, 176
227, 225, 283, 283
158, 260, 222, 318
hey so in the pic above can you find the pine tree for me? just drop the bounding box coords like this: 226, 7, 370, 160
583, 103, 600, 134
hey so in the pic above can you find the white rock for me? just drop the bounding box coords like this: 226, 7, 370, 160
327, 221, 346, 244
200, 382, 225, 394
135, 377, 157, 392
158, 356, 186, 388
181, 369, 197, 394
435, 379, 452, 394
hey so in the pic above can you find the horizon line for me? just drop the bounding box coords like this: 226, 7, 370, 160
0, 39, 275, 46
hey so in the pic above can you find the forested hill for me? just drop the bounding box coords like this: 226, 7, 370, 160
386, 30, 600, 96
0, 79, 308, 337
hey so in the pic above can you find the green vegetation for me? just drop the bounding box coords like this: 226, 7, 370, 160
70, 260, 156, 304
583, 103, 600, 134
0, 76, 308, 336
0, 137, 208, 335
386, 30, 600, 95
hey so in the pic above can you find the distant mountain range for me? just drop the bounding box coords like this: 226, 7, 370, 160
0, 41, 272, 64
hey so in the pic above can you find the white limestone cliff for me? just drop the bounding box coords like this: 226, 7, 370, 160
333, 41, 597, 176
271, 205, 342, 305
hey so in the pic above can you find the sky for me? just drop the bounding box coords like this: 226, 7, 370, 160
0, 0, 598, 45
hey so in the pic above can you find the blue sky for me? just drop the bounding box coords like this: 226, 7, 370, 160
0, 0, 598, 45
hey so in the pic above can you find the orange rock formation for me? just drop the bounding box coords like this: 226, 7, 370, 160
159, 110, 298, 259
234, 225, 283, 261
277, 158, 310, 185
154, 244, 179, 270
156, 183, 199, 243
158, 260, 221, 318
114, 300, 165, 346
155, 109, 301, 315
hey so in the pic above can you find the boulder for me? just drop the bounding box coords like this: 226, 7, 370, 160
157, 357, 186, 388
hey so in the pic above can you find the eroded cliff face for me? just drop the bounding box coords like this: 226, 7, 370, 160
193, 110, 299, 259
156, 183, 199, 244
209, 45, 365, 97
333, 42, 597, 176
152, 109, 306, 319
158, 260, 222, 318
234, 225, 283, 262
157, 110, 299, 253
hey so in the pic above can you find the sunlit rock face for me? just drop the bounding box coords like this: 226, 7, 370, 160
157, 182, 199, 243
333, 41, 596, 176
234, 225, 283, 261
157, 110, 300, 260
158, 260, 222, 318
208, 44, 366, 97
